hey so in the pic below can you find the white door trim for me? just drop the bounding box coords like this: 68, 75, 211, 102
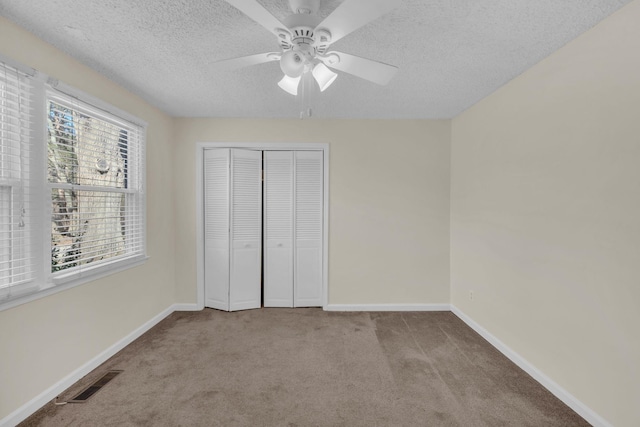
195, 142, 330, 310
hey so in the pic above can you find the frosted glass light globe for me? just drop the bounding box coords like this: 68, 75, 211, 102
280, 50, 305, 78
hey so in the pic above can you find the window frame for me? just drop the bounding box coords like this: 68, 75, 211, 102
0, 55, 148, 312
46, 88, 147, 284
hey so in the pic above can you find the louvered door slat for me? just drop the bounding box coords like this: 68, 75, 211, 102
203, 149, 230, 311
263, 151, 294, 307
294, 151, 323, 307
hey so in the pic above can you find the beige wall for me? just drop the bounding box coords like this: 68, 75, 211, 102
450, 1, 640, 425
173, 119, 451, 306
0, 17, 176, 419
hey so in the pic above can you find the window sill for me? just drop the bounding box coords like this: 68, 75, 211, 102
51, 254, 148, 285
0, 255, 149, 313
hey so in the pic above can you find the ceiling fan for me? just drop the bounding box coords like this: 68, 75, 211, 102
219, 0, 401, 96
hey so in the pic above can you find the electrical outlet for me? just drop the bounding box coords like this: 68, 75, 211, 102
469, 291, 473, 300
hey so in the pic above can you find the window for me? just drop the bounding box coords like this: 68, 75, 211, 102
0, 54, 146, 308
47, 92, 145, 282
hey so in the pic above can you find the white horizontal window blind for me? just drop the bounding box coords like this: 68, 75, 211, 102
47, 92, 145, 280
0, 62, 34, 292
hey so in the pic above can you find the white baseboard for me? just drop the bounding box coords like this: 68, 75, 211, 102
172, 303, 202, 311
325, 303, 451, 312
450, 305, 611, 427
1, 304, 178, 427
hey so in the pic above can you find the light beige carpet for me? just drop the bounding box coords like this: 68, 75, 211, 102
22, 309, 589, 426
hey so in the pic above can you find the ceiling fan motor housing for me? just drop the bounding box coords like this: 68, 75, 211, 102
282, 12, 332, 67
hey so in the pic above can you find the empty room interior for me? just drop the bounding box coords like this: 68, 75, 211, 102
0, 0, 639, 426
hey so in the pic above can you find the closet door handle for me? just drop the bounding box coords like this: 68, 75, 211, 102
244, 244, 251, 248
277, 243, 283, 247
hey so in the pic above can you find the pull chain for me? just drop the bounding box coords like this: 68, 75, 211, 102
15, 66, 27, 228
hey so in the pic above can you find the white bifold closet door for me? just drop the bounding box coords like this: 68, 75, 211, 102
203, 149, 230, 310
264, 151, 323, 307
204, 148, 262, 311
263, 152, 294, 306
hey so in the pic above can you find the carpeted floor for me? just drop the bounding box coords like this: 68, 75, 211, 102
22, 309, 589, 426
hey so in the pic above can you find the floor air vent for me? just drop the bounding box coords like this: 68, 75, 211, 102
68, 370, 122, 403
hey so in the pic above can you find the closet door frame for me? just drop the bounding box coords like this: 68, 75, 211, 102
195, 142, 329, 310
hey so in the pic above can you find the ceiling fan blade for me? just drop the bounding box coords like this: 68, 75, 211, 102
225, 0, 289, 37
320, 51, 398, 85
315, 0, 401, 45
213, 52, 281, 71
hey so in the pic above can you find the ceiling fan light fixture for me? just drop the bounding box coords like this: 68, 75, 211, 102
312, 63, 338, 92
280, 50, 305, 77
278, 74, 301, 95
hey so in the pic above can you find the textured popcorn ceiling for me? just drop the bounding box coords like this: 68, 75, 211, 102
0, 0, 632, 118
